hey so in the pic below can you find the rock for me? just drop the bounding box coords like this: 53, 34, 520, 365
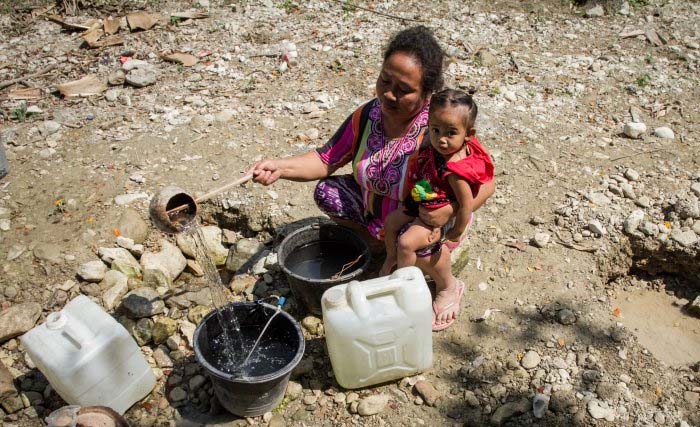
357, 394, 389, 416
675, 199, 700, 219
189, 374, 206, 391
179, 321, 196, 347
186, 259, 205, 276
108, 69, 126, 85
0, 218, 10, 231
585, 192, 611, 205
269, 413, 286, 427
6, 244, 25, 261
126, 67, 157, 88
596, 382, 622, 401
152, 317, 178, 344
490, 398, 530, 426
0, 361, 17, 399
41, 120, 61, 135
639, 221, 659, 236
653, 412, 666, 424
521, 350, 541, 369
556, 308, 577, 325
623, 122, 646, 139
464, 390, 480, 407
187, 305, 211, 325
176, 226, 228, 266
625, 168, 640, 181
0, 303, 41, 342
532, 393, 549, 418
33, 243, 63, 264
624, 210, 645, 234
531, 232, 550, 248
691, 183, 700, 197
169, 387, 187, 402
114, 192, 149, 205
654, 127, 674, 139
77, 260, 108, 282
670, 230, 698, 247
588, 220, 607, 236
550, 390, 577, 413
301, 316, 323, 335
121, 287, 165, 318
684, 391, 699, 405
585, 5, 605, 17
285, 381, 302, 400
587, 399, 615, 421
98, 247, 141, 277
116, 209, 149, 243
226, 238, 265, 272
132, 318, 153, 345
141, 240, 187, 286
101, 270, 129, 310
2, 394, 24, 413
414, 380, 440, 406
214, 110, 235, 123
153, 347, 173, 368
475, 49, 498, 67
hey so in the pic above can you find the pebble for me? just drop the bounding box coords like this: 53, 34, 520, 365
521, 350, 541, 369
0, 303, 42, 342
414, 380, 440, 406
587, 399, 615, 421
301, 316, 323, 335
532, 393, 549, 418
122, 287, 165, 318
490, 398, 530, 426
114, 192, 149, 205
531, 232, 550, 248
623, 122, 646, 139
285, 381, 303, 400
152, 318, 177, 344
189, 375, 206, 391
153, 347, 173, 368
169, 387, 187, 402
588, 220, 607, 236
357, 394, 389, 416
101, 270, 129, 310
653, 127, 674, 139
117, 208, 149, 243
77, 260, 108, 282
623, 210, 645, 234
653, 412, 666, 424
624, 168, 640, 181
268, 414, 286, 427
670, 230, 698, 247
586, 5, 605, 17
691, 182, 700, 197
177, 226, 228, 266
99, 247, 141, 278
556, 309, 577, 325
1, 361, 18, 398
0, 219, 10, 232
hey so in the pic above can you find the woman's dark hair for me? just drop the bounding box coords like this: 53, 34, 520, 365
384, 25, 444, 95
429, 88, 478, 128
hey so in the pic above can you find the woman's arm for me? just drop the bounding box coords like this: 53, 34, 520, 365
444, 175, 475, 242
247, 151, 336, 185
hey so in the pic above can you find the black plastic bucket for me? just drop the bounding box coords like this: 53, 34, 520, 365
278, 223, 371, 315
193, 302, 305, 417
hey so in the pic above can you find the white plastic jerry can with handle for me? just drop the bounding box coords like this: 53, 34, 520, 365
20, 295, 156, 414
321, 266, 433, 389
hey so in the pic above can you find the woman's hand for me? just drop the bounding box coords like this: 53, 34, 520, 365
418, 203, 454, 228
247, 159, 281, 186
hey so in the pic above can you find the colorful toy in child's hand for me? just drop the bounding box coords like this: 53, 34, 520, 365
411, 179, 439, 202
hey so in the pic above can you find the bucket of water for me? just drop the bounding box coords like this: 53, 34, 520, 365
193, 302, 305, 417
277, 223, 371, 315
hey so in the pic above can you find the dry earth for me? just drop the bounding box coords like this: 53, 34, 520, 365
1, 1, 699, 426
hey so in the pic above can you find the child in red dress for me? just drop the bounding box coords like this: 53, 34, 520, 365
380, 88, 494, 330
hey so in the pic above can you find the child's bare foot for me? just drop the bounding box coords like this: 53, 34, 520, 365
432, 279, 465, 331
378, 257, 396, 277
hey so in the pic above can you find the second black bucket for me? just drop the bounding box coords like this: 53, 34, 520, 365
193, 302, 305, 417
278, 223, 371, 315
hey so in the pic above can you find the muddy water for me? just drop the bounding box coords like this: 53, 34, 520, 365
614, 290, 700, 366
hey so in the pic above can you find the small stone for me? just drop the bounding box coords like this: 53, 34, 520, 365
357, 394, 389, 416
521, 350, 541, 369
179, 321, 196, 347
490, 398, 530, 426
1, 394, 24, 413
169, 387, 187, 402
33, 243, 63, 264
464, 390, 480, 407
532, 394, 549, 419
691, 182, 700, 197
101, 270, 129, 310
623, 122, 647, 139
653, 412, 666, 424
586, 192, 611, 205
152, 317, 177, 344
624, 168, 640, 181
153, 347, 173, 368
687, 296, 700, 317
301, 316, 323, 335
189, 375, 206, 391
556, 309, 577, 325
108, 69, 126, 85
285, 381, 303, 400
670, 230, 698, 247
141, 239, 187, 285
0, 361, 18, 399
132, 318, 153, 346
624, 209, 645, 234
531, 232, 550, 248
187, 305, 211, 325
116, 209, 149, 243
268, 414, 286, 427
302, 395, 317, 405
41, 120, 61, 135
77, 260, 108, 282
635, 196, 651, 208
98, 247, 141, 278
414, 381, 440, 406
0, 303, 42, 342
588, 220, 607, 236
114, 192, 149, 205
585, 5, 605, 17
122, 287, 165, 318
654, 127, 674, 139
587, 399, 615, 421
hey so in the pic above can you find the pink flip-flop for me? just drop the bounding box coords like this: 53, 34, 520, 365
432, 279, 465, 332
443, 213, 474, 251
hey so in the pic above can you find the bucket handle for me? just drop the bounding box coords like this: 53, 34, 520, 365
348, 266, 422, 320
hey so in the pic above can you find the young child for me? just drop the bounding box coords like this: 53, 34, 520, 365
380, 89, 494, 326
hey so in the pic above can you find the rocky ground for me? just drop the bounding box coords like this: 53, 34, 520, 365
1, 0, 699, 426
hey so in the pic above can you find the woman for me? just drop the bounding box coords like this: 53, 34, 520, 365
249, 26, 495, 331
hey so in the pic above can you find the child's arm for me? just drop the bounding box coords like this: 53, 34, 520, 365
444, 175, 475, 243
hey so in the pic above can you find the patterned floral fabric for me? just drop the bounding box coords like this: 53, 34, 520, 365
315, 99, 430, 239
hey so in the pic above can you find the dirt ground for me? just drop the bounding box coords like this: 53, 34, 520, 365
0, 1, 699, 426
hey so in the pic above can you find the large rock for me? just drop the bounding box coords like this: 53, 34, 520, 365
140, 240, 187, 287
357, 394, 389, 416
0, 303, 42, 342
98, 247, 142, 277
101, 270, 129, 310
116, 209, 149, 243
77, 260, 108, 282
226, 238, 266, 272
176, 226, 228, 266
490, 398, 530, 426
121, 287, 165, 318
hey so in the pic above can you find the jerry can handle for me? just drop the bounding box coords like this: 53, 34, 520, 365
348, 266, 422, 319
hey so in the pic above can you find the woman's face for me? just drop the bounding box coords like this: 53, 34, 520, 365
376, 52, 427, 123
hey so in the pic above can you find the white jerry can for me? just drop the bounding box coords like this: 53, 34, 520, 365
321, 266, 433, 389
20, 295, 156, 414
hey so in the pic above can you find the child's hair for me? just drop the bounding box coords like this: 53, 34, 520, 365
429, 88, 478, 129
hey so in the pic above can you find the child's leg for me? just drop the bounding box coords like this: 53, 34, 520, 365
414, 247, 463, 330
396, 219, 442, 268
379, 210, 415, 276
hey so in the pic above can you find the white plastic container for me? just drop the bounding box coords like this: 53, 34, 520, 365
321, 266, 433, 389
21, 295, 156, 414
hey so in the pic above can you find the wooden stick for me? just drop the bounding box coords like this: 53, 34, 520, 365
330, 0, 422, 23
0, 64, 56, 90
165, 174, 253, 214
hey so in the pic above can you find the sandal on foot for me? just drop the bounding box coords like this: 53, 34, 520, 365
444, 213, 474, 251
432, 280, 466, 332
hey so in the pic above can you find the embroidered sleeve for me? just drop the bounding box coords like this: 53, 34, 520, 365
316, 103, 366, 167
